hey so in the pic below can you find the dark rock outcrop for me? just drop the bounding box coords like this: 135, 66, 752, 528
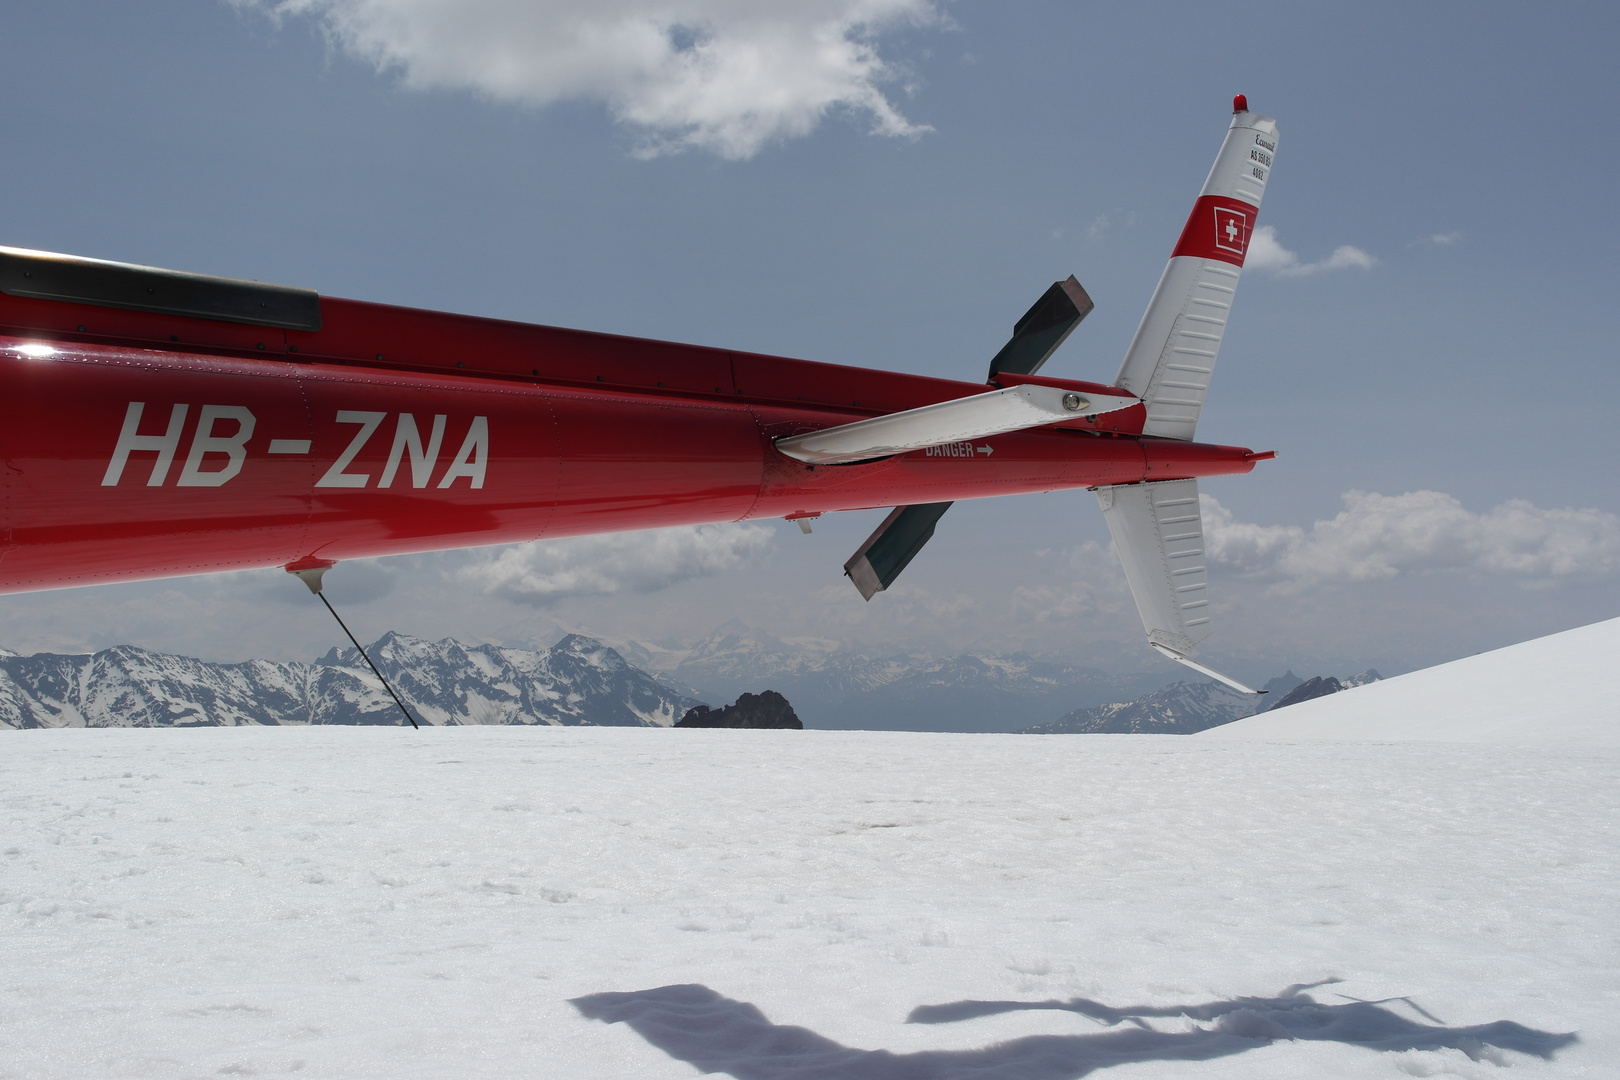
676, 690, 802, 729
1262, 670, 1305, 698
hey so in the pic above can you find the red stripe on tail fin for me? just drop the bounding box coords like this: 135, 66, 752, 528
1170, 195, 1258, 267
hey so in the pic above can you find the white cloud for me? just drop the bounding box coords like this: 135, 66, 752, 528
454, 522, 775, 603
1086, 209, 1136, 239
242, 0, 938, 159
1202, 490, 1620, 588
1010, 540, 1132, 624
807, 579, 983, 642
1417, 231, 1464, 247
1246, 225, 1376, 277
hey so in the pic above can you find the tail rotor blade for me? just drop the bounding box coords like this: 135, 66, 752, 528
986, 276, 1094, 381
839, 277, 1093, 599
844, 502, 953, 600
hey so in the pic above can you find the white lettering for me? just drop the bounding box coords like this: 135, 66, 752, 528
102, 402, 189, 487
177, 405, 256, 487
378, 413, 447, 489
315, 411, 387, 488
436, 416, 488, 489
924, 441, 975, 458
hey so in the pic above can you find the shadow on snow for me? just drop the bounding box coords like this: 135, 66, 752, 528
571, 979, 1575, 1078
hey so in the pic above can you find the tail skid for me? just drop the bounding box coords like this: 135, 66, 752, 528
1150, 643, 1263, 696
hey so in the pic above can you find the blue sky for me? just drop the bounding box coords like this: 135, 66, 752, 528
3, 1, 1618, 685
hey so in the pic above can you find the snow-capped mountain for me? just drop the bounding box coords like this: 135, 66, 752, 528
1024, 679, 1269, 734
1263, 669, 1383, 712
630, 623, 1166, 733
1027, 668, 1386, 734
0, 633, 702, 728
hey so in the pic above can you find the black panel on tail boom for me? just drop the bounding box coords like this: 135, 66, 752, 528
0, 246, 322, 331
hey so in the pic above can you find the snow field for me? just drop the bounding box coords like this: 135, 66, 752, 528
1, 726, 1613, 1078
1212, 616, 1620, 743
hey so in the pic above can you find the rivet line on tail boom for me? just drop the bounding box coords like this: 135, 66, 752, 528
0, 97, 1276, 683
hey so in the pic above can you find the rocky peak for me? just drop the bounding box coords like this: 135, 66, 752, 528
1266, 676, 1344, 711
1266, 668, 1385, 713
676, 691, 802, 729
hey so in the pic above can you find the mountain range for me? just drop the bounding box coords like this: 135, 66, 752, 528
0, 622, 1386, 734
0, 633, 700, 729
615, 624, 1167, 733
1023, 669, 1384, 734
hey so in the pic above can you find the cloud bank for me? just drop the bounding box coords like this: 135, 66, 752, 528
1203, 490, 1620, 587
1010, 541, 1132, 626
1246, 225, 1375, 276
455, 522, 775, 604
243, 0, 938, 158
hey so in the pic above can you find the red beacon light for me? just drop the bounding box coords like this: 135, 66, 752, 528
1233, 94, 1248, 113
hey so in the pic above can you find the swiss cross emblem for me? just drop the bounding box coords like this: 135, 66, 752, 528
1213, 206, 1249, 255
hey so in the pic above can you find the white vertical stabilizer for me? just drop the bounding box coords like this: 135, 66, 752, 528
1114, 106, 1278, 441
1096, 479, 1260, 694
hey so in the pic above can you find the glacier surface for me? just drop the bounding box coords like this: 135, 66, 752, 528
2, 617, 1615, 1077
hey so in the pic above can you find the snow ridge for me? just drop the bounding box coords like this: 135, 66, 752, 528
0, 633, 702, 728
1211, 615, 1620, 743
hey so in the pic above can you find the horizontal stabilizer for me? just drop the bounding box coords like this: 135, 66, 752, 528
844, 502, 953, 600
775, 378, 1137, 466
987, 276, 1095, 380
